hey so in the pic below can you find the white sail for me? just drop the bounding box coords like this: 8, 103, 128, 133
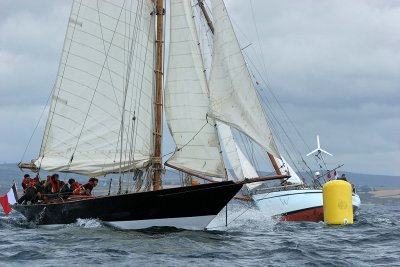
165, 0, 226, 177
276, 157, 304, 185
208, 0, 280, 159
36, 0, 156, 176
217, 123, 258, 181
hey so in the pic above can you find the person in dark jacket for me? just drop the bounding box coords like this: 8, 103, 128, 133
68, 178, 81, 192
337, 174, 348, 181
18, 180, 38, 204
21, 174, 32, 193
43, 174, 61, 200
80, 178, 99, 196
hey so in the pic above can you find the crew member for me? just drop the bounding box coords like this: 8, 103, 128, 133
337, 174, 348, 181
44, 174, 61, 200
18, 179, 38, 204
21, 174, 32, 193
68, 178, 81, 192
75, 177, 98, 196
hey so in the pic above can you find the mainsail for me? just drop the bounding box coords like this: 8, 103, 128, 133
208, 0, 280, 159
36, 0, 155, 176
165, 0, 226, 178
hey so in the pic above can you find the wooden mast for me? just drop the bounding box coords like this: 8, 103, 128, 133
268, 152, 286, 186
153, 0, 164, 190
267, 152, 282, 176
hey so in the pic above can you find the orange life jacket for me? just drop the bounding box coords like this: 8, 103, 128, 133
49, 179, 60, 193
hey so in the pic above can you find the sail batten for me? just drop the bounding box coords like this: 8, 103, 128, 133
208, 0, 280, 159
165, 0, 226, 178
37, 0, 156, 176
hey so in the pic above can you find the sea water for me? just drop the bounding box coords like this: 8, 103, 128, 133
0, 200, 399, 266
0, 165, 399, 266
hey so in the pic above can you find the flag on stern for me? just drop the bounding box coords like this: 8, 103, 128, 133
0, 183, 18, 215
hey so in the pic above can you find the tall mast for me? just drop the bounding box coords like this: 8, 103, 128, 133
153, 0, 164, 190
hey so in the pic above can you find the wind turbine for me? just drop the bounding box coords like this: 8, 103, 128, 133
306, 135, 333, 157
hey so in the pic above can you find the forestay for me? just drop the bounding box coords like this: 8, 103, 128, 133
165, 0, 226, 178
208, 0, 280, 159
36, 0, 155, 176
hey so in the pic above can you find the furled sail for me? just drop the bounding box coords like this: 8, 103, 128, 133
36, 0, 156, 176
165, 0, 226, 178
208, 0, 280, 159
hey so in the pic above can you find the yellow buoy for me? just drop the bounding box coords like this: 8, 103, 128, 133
323, 180, 353, 225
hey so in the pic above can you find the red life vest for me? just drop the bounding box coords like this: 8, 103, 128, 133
49, 179, 60, 193
73, 185, 85, 195
71, 181, 80, 190
22, 178, 33, 192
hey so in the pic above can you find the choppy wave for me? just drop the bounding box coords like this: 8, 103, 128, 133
0, 203, 399, 266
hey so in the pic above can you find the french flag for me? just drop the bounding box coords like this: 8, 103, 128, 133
0, 183, 18, 215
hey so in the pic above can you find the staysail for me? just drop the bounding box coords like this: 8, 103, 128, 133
208, 0, 280, 159
165, 0, 226, 178
217, 123, 258, 181
276, 157, 304, 184
36, 0, 155, 176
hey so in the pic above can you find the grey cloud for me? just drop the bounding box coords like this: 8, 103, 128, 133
0, 0, 399, 175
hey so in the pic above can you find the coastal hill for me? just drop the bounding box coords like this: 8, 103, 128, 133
1, 163, 398, 203
1, 163, 399, 191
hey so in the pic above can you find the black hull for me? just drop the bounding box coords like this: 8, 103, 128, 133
13, 181, 242, 229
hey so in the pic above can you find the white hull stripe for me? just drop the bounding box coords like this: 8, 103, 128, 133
38, 215, 217, 230
105, 215, 216, 230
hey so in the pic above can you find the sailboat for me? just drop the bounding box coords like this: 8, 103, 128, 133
13, 0, 289, 230
187, 1, 361, 222
224, 131, 361, 222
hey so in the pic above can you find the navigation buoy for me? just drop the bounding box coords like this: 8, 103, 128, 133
323, 180, 353, 225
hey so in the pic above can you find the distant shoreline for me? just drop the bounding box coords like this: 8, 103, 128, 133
370, 189, 400, 199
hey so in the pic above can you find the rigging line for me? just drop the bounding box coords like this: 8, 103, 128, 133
129, 0, 152, 167
238, 132, 260, 174
96, 0, 129, 175
120, 0, 144, 180
246, 57, 313, 153
121, 0, 132, 190
124, 0, 137, 173
110, 0, 132, 172
19, 88, 53, 163
238, 27, 312, 167
249, 0, 269, 79
190, 3, 226, 178
67, 2, 127, 170
119, 0, 142, 175
247, 63, 314, 175
175, 121, 209, 153
39, 0, 83, 165
125, 1, 144, 191
207, 201, 255, 230
96, 3, 124, 118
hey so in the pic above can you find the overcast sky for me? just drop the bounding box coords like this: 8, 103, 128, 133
0, 0, 399, 176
